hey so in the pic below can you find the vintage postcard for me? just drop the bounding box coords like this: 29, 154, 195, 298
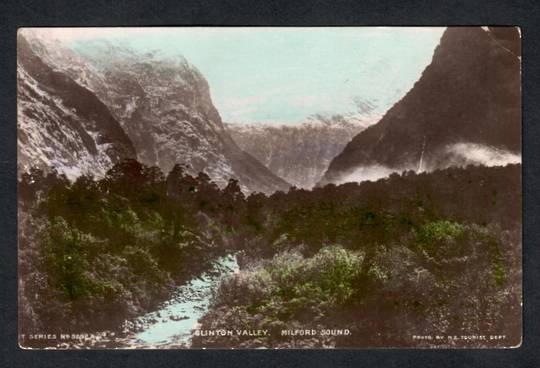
17, 26, 521, 349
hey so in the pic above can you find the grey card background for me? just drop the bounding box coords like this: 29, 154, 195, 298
2, 0, 539, 366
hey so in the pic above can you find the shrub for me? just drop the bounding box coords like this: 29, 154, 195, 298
212, 246, 363, 321
414, 220, 466, 259
43, 217, 98, 300
416, 220, 465, 244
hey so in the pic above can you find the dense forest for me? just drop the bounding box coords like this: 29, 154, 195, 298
18, 160, 521, 348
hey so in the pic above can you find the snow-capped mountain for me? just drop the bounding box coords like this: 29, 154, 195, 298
227, 112, 379, 189
17, 34, 136, 179
19, 31, 289, 194
320, 27, 521, 186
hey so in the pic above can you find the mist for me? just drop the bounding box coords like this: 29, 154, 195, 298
444, 143, 521, 167
334, 164, 400, 185
333, 142, 521, 185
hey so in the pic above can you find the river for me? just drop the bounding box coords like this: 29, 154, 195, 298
115, 253, 239, 348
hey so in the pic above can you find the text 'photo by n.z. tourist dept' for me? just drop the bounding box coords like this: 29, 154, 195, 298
17, 26, 522, 349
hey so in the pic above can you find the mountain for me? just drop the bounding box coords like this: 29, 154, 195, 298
20, 32, 290, 194
320, 27, 521, 186
227, 112, 378, 189
17, 34, 136, 179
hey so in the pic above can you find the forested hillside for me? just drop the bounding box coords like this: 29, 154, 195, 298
19, 161, 521, 348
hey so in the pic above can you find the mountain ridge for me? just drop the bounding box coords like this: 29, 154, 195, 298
17, 34, 136, 179
19, 33, 290, 194
320, 27, 521, 186
227, 112, 379, 188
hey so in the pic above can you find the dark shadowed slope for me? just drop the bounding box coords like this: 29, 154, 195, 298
320, 27, 521, 185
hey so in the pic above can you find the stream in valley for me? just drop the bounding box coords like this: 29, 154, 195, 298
115, 253, 239, 348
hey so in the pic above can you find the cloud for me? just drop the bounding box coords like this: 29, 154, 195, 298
445, 143, 521, 167
333, 143, 521, 186
335, 164, 399, 184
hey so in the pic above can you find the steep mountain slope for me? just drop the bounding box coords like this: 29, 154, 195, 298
24, 34, 289, 194
227, 113, 378, 188
17, 35, 136, 179
320, 27, 521, 185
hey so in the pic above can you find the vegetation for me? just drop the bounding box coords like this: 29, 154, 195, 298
18, 160, 522, 348
192, 246, 365, 348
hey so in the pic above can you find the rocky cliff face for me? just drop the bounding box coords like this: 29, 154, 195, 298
17, 35, 136, 179
320, 27, 521, 186
20, 32, 289, 194
227, 113, 377, 189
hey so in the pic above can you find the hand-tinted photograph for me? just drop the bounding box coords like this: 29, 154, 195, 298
17, 26, 521, 349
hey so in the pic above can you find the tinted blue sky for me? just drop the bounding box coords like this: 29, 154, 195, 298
62, 27, 444, 124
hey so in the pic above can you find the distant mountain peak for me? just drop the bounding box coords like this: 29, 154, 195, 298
227, 112, 379, 189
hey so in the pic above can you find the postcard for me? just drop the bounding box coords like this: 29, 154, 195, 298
17, 26, 521, 349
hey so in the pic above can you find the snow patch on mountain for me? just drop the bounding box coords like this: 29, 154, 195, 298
227, 112, 380, 189
20, 32, 289, 194
18, 64, 114, 180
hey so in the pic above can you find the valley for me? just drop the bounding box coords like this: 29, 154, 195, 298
17, 26, 522, 349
